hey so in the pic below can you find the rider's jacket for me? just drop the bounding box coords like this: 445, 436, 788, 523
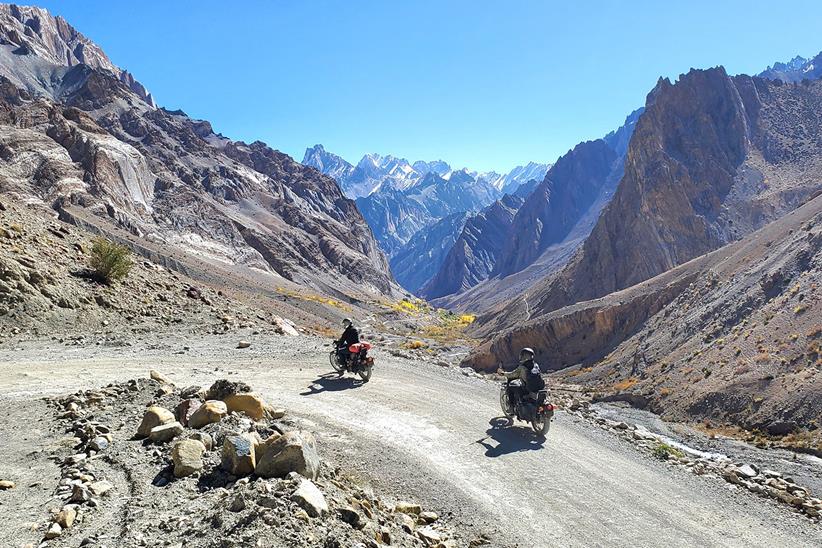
339, 325, 360, 347
503, 360, 532, 383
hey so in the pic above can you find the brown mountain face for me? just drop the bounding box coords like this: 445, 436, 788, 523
464, 192, 822, 434
463, 65, 822, 437
516, 67, 822, 322
421, 194, 523, 299
0, 6, 396, 314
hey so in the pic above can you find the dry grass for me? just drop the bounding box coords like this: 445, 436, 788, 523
276, 287, 352, 311
403, 340, 427, 350
613, 377, 638, 391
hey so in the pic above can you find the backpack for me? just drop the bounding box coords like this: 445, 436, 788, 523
525, 361, 545, 392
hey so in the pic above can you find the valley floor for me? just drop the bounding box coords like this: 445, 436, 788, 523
0, 333, 820, 547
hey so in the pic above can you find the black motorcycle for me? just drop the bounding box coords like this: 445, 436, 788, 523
499, 379, 554, 435
329, 341, 374, 382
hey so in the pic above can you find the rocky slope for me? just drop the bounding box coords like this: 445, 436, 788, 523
515, 68, 822, 323
0, 6, 398, 323
421, 194, 523, 299
464, 192, 821, 440
389, 211, 469, 294
0, 4, 154, 105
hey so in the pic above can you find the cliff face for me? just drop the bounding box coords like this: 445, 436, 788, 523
389, 211, 469, 294
421, 194, 523, 299
0, 4, 154, 105
0, 8, 396, 300
531, 68, 822, 317
493, 139, 619, 277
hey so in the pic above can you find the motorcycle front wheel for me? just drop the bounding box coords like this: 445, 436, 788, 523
358, 365, 372, 382
329, 350, 344, 373
499, 388, 514, 419
531, 413, 550, 436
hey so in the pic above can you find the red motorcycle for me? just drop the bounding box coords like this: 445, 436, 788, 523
329, 341, 374, 382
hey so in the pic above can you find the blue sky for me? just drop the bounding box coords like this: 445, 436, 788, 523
35, 0, 822, 172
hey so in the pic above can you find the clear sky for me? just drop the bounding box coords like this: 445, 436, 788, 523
33, 0, 822, 172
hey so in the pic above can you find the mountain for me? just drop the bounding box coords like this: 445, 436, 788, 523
0, 4, 396, 309
0, 4, 154, 105
355, 169, 501, 256
758, 52, 822, 83
481, 161, 550, 194
464, 191, 822, 434
468, 63, 822, 359
426, 109, 640, 307
302, 146, 430, 199
389, 211, 470, 294
421, 194, 523, 299
516, 67, 822, 324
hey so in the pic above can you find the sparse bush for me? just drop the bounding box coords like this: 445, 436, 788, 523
403, 340, 427, 350
652, 442, 685, 460
89, 238, 133, 284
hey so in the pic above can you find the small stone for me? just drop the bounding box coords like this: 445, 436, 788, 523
70, 484, 90, 502
396, 512, 416, 532
294, 509, 310, 522
255, 431, 320, 479
229, 495, 246, 512
188, 432, 213, 451
417, 526, 442, 544
149, 422, 184, 443
188, 400, 227, 428
89, 436, 109, 452
419, 511, 439, 523
0, 480, 15, 490
55, 507, 77, 529
291, 480, 328, 517
45, 522, 62, 539
88, 480, 113, 496
221, 435, 257, 477
237, 340, 251, 349
736, 464, 758, 479
394, 501, 422, 515
224, 393, 269, 421
136, 406, 175, 438
176, 398, 202, 426
172, 440, 206, 478
339, 506, 364, 529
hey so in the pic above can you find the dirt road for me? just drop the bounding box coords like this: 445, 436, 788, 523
0, 334, 819, 547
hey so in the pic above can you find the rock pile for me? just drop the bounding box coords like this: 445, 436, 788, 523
42, 373, 461, 546
564, 394, 822, 521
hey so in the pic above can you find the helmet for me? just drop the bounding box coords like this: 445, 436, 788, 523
342, 318, 352, 327
519, 347, 535, 363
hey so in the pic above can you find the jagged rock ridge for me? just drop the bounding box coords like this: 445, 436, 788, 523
0, 4, 154, 105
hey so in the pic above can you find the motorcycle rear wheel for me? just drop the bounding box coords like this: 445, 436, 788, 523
499, 388, 514, 419
531, 413, 550, 436
358, 365, 372, 382
329, 350, 344, 373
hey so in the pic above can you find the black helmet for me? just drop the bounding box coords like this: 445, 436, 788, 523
519, 347, 535, 363
342, 318, 352, 327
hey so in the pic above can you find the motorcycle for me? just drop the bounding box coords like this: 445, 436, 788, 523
499, 379, 555, 435
329, 341, 374, 382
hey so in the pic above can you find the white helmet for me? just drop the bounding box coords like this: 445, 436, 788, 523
519, 347, 535, 363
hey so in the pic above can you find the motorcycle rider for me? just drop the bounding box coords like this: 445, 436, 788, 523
336, 317, 360, 367
497, 347, 545, 411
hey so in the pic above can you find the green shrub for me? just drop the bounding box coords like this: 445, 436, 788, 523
89, 238, 133, 284
652, 442, 685, 461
